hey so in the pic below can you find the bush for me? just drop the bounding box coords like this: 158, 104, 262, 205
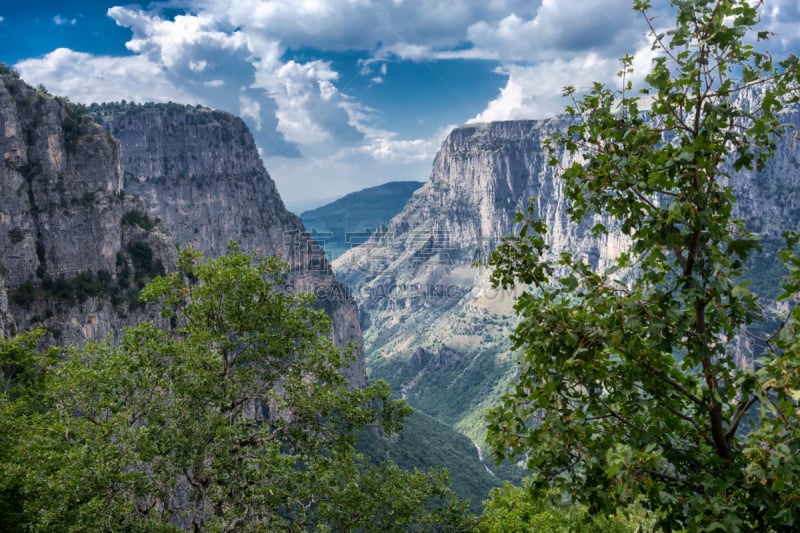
9, 282, 36, 307
121, 209, 157, 231
61, 101, 90, 153
0, 62, 20, 78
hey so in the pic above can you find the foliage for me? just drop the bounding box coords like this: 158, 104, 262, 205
9, 269, 118, 310
88, 101, 220, 128
477, 477, 652, 533
0, 62, 20, 78
486, 0, 800, 530
127, 240, 165, 282
122, 209, 160, 231
357, 409, 514, 513
8, 282, 36, 307
374, 345, 513, 426
60, 98, 91, 152
0, 329, 54, 532
1, 249, 472, 531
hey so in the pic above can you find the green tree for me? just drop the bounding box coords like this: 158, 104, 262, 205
0, 328, 54, 532
486, 0, 800, 530
477, 477, 645, 533
2, 249, 472, 531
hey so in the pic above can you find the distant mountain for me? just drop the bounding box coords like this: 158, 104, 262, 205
300, 181, 424, 260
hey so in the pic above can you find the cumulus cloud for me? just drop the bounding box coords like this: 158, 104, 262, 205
15, 48, 193, 104
470, 39, 657, 123
468, 0, 643, 62
108, 7, 248, 75
239, 93, 262, 131
11, 0, 798, 208
359, 123, 454, 164
210, 0, 529, 53
109, 5, 364, 153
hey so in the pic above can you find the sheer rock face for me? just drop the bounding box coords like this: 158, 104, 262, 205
0, 79, 364, 388
334, 118, 630, 327
94, 104, 365, 388
97, 105, 296, 258
0, 74, 178, 344
333, 107, 800, 434
729, 105, 800, 234
0, 76, 124, 286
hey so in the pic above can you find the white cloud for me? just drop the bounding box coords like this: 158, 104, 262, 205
467, 0, 644, 62
211, 0, 522, 53
108, 7, 247, 71
239, 93, 262, 131
109, 6, 365, 153
54, 15, 77, 26
189, 60, 208, 72
257, 59, 362, 149
12, 0, 798, 209
471, 43, 655, 122
359, 124, 454, 164
15, 48, 193, 104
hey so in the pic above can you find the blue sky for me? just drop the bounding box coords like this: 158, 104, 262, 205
2, 1, 799, 211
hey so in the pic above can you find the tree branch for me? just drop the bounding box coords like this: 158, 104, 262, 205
640, 361, 705, 408
726, 394, 759, 441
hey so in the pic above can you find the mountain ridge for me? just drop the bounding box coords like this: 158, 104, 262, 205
301, 180, 424, 260
0, 75, 366, 387
333, 104, 800, 444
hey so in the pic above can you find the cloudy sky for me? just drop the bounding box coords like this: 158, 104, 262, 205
2, 1, 799, 211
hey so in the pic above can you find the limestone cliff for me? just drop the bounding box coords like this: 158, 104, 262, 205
0, 77, 365, 388
0, 73, 177, 344
91, 102, 365, 387
333, 106, 800, 442
92, 103, 297, 258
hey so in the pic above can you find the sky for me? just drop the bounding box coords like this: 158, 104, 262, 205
1, 1, 799, 212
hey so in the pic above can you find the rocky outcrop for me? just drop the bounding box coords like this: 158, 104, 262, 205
333, 104, 800, 441
0, 78, 365, 388
92, 102, 365, 388
0, 271, 14, 337
0, 73, 178, 344
1, 76, 123, 286
92, 103, 298, 258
